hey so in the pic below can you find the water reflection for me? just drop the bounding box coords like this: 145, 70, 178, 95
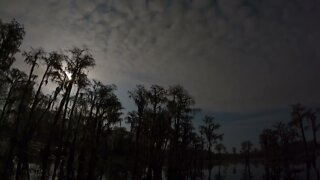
191, 162, 314, 180
13, 161, 318, 180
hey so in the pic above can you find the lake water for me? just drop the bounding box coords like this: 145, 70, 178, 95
201, 162, 318, 180
21, 160, 320, 180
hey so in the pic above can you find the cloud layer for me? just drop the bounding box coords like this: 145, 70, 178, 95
1, 0, 320, 112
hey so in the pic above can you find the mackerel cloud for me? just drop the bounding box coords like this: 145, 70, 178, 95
0, 0, 319, 112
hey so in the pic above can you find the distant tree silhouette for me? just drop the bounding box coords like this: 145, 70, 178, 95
260, 128, 281, 180
258, 105, 320, 180
305, 108, 320, 180
289, 104, 318, 180
241, 140, 253, 180
215, 143, 226, 179
199, 116, 222, 164
232, 147, 237, 155
199, 115, 223, 180
274, 122, 298, 179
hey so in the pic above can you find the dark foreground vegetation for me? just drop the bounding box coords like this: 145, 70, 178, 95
0, 19, 319, 180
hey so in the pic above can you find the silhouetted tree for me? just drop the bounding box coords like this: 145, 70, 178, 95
289, 103, 320, 180
215, 143, 226, 179
128, 85, 149, 180
232, 147, 237, 155
167, 85, 195, 180
145, 85, 168, 180
83, 81, 122, 179
3, 48, 44, 178
0, 19, 25, 93
199, 116, 222, 166
0, 68, 26, 126
199, 115, 222, 180
40, 47, 95, 180
16, 51, 65, 179
241, 140, 253, 179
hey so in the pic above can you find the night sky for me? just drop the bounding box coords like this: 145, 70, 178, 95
1, 0, 319, 149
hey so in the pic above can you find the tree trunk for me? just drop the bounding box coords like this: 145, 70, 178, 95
41, 77, 74, 180
0, 82, 14, 124
4, 58, 37, 178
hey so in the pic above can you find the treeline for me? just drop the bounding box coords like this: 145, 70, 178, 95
257, 104, 320, 180
0, 19, 227, 180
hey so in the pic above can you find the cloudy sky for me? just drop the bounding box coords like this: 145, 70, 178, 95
1, 0, 320, 148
